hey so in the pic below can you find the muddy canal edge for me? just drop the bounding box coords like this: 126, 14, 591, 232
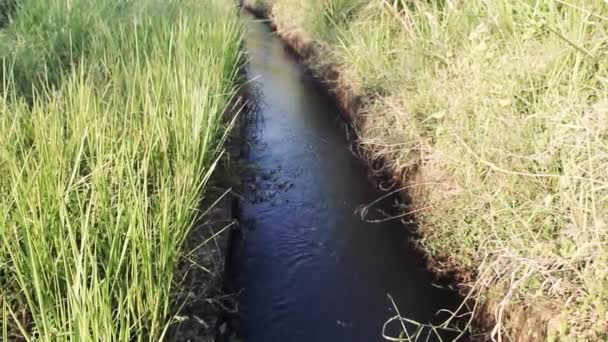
169, 68, 251, 342
239, 1, 549, 341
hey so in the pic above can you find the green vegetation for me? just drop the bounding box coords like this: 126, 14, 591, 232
245, 0, 608, 340
0, 0, 243, 340
0, 0, 16, 28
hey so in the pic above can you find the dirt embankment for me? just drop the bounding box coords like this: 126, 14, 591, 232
169, 80, 249, 342
239, 1, 553, 341
169, 195, 235, 342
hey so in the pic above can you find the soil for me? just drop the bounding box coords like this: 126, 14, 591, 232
167, 193, 238, 342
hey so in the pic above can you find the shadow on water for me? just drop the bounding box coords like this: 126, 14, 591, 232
225, 14, 469, 342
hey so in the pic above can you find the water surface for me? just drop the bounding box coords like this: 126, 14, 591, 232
231, 15, 463, 342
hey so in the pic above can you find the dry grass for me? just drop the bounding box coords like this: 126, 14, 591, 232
247, 0, 608, 340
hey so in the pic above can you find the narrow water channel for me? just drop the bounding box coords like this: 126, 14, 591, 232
229, 15, 463, 342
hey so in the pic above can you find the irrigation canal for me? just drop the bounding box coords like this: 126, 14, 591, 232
225, 14, 465, 342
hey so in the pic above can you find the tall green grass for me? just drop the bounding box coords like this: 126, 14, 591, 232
255, 0, 608, 340
0, 0, 243, 340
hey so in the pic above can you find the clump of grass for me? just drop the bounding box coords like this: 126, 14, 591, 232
0, 0, 243, 340
268, 0, 367, 45
252, 0, 608, 339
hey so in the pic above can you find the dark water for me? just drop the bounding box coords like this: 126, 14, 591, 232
230, 15, 464, 342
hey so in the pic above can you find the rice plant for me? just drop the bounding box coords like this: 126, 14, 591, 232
0, 0, 243, 340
